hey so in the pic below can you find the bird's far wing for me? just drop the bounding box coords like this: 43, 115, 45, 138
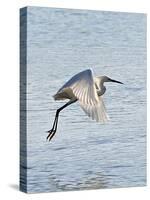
79, 96, 109, 123
58, 69, 99, 105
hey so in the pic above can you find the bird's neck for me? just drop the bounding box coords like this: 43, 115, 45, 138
95, 78, 106, 96
99, 83, 106, 96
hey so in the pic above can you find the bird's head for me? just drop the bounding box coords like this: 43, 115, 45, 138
100, 76, 123, 84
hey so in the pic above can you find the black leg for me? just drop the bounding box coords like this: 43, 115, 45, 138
46, 110, 59, 141
47, 99, 77, 141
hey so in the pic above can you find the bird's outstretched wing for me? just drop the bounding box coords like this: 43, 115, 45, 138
79, 96, 109, 122
57, 69, 99, 105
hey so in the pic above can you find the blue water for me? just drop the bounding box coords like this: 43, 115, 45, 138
21, 7, 146, 193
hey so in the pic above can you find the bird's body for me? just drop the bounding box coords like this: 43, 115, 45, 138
47, 69, 123, 141
53, 72, 108, 122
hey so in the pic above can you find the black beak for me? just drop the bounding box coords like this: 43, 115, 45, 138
109, 78, 123, 84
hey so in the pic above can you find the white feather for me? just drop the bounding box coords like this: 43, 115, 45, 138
53, 69, 109, 123
55, 69, 99, 105
79, 96, 109, 123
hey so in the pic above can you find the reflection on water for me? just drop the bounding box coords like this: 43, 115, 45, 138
20, 7, 146, 193
49, 172, 108, 192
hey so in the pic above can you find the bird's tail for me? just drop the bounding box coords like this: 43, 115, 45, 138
53, 93, 59, 100
53, 93, 66, 100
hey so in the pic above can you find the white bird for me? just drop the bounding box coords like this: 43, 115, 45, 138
47, 69, 123, 141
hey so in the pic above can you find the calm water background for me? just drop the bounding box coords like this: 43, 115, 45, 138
23, 7, 146, 193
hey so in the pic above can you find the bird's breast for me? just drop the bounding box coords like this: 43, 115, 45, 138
97, 87, 106, 96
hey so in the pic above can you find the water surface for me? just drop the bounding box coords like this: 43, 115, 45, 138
21, 7, 146, 193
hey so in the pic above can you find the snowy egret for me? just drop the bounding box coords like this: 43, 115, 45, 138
47, 69, 123, 141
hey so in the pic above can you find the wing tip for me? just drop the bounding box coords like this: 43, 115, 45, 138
86, 68, 93, 74
79, 98, 110, 123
